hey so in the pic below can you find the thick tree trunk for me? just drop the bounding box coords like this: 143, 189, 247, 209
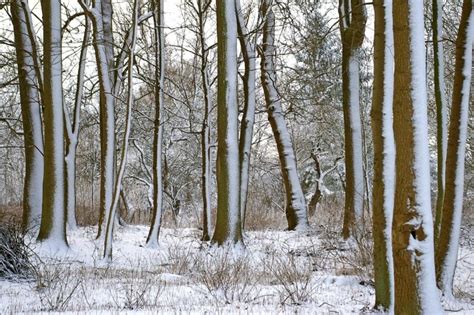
261, 0, 308, 231
146, 0, 165, 248
236, 0, 257, 230
339, 0, 367, 240
212, 0, 243, 245
392, 1, 442, 313
435, 0, 473, 298
37, 0, 68, 249
11, 0, 44, 233
371, 0, 394, 310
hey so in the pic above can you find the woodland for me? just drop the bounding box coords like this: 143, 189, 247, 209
0, 0, 473, 313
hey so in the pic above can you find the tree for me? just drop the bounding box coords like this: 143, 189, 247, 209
435, 0, 473, 298
64, 12, 90, 230
432, 0, 448, 244
260, 0, 308, 231
371, 0, 394, 310
212, 0, 242, 245
391, 1, 442, 313
146, 0, 165, 248
37, 0, 68, 248
338, 0, 367, 239
236, 0, 257, 230
10, 0, 44, 232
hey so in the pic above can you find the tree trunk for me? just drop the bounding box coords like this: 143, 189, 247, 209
37, 0, 68, 249
339, 0, 367, 239
260, 0, 308, 231
11, 0, 44, 233
371, 0, 394, 310
212, 0, 243, 245
146, 0, 165, 248
435, 0, 473, 298
392, 1, 442, 313
236, 0, 257, 231
432, 0, 448, 245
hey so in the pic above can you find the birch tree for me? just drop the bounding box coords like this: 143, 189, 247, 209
146, 0, 165, 248
260, 0, 308, 231
391, 1, 442, 312
236, 0, 257, 230
212, 0, 243, 245
37, 0, 68, 248
10, 0, 44, 232
371, 0, 394, 310
338, 0, 367, 239
435, 0, 473, 298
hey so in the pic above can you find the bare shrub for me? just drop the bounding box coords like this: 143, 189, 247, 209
0, 220, 36, 280
35, 263, 82, 311
193, 247, 262, 304
110, 270, 164, 310
165, 241, 195, 275
268, 254, 316, 305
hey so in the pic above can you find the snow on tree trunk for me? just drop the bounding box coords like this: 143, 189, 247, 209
64, 16, 89, 230
212, 0, 243, 245
37, 0, 68, 249
11, 0, 44, 233
79, 0, 116, 239
435, 0, 473, 298
339, 0, 367, 240
236, 0, 257, 230
146, 0, 165, 248
432, 0, 448, 244
260, 0, 308, 231
391, 1, 442, 313
371, 0, 394, 311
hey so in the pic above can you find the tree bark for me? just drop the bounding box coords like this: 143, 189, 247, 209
435, 0, 473, 298
37, 0, 68, 249
146, 0, 165, 248
260, 0, 309, 231
371, 0, 394, 310
339, 0, 367, 240
212, 0, 243, 245
392, 1, 442, 313
11, 0, 44, 233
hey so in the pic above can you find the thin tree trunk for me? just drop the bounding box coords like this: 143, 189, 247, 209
260, 0, 308, 231
196, 0, 212, 241
11, 0, 44, 233
435, 0, 473, 298
37, 0, 68, 249
392, 1, 442, 313
64, 14, 90, 230
433, 0, 448, 244
146, 0, 165, 247
236, 0, 257, 231
104, 0, 138, 260
212, 0, 243, 245
339, 0, 367, 240
371, 0, 394, 310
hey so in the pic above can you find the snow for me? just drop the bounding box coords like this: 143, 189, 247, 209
1, 225, 472, 313
406, 1, 443, 312
381, 0, 395, 310
348, 54, 365, 220
439, 10, 474, 296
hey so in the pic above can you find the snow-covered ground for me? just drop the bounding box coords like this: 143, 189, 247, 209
0, 225, 473, 313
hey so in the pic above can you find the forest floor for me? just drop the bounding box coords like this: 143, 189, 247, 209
0, 223, 473, 314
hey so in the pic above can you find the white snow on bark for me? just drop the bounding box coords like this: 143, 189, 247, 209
381, 0, 395, 309
348, 54, 365, 220
439, 10, 474, 297
224, 0, 241, 239
406, 1, 442, 312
